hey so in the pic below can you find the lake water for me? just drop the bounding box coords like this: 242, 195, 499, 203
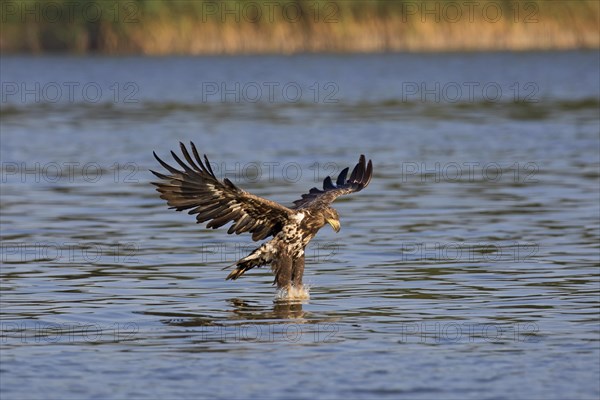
1, 52, 599, 399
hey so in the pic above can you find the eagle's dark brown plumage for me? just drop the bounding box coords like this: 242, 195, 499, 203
151, 142, 372, 293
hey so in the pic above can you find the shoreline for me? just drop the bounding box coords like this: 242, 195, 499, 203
1, 48, 598, 57
1, 0, 598, 55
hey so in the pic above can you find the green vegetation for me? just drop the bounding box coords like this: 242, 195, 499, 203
1, 0, 598, 54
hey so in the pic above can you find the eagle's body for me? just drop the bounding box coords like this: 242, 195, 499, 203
151, 142, 372, 294
228, 209, 320, 287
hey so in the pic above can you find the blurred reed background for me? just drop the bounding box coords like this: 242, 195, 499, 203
1, 0, 598, 54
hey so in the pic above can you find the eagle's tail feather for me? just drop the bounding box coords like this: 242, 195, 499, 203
226, 267, 248, 280
225, 250, 267, 281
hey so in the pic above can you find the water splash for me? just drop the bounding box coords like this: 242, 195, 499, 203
275, 285, 310, 301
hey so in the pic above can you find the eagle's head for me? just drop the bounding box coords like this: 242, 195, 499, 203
324, 207, 340, 233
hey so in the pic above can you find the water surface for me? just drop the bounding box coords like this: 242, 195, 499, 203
1, 52, 599, 399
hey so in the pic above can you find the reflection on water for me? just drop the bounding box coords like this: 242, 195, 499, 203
1, 52, 599, 400
160, 298, 309, 326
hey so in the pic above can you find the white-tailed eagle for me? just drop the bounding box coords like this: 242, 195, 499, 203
151, 142, 372, 294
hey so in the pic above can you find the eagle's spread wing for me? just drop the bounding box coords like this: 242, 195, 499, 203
292, 155, 373, 209
151, 142, 293, 241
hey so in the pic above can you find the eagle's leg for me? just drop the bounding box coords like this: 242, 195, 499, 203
291, 254, 305, 288
271, 251, 293, 290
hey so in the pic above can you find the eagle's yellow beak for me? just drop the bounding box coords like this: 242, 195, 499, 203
327, 218, 341, 233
